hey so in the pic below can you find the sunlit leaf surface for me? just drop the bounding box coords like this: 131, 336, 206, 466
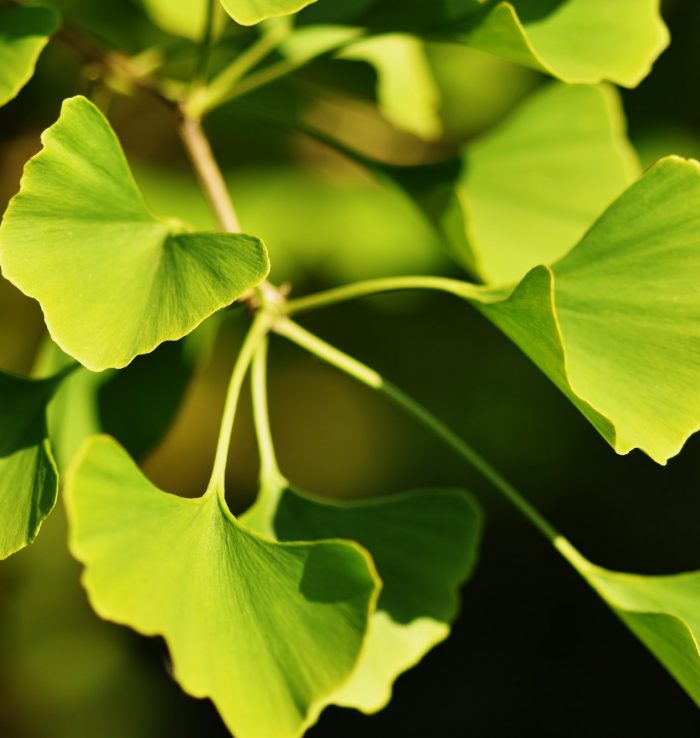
243, 483, 482, 712
220, 0, 317, 26
444, 82, 639, 284
459, 0, 668, 87
0, 97, 269, 372
453, 156, 700, 463
66, 436, 380, 738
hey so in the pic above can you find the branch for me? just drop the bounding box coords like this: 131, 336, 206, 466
56, 27, 178, 113
178, 115, 241, 233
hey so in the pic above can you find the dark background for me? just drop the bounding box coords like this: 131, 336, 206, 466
1, 0, 699, 735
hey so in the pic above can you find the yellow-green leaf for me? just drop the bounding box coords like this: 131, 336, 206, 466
443, 82, 639, 284
455, 156, 700, 463
220, 0, 317, 26
461, 0, 668, 87
558, 537, 700, 707
243, 483, 482, 712
66, 436, 380, 738
0, 97, 269, 372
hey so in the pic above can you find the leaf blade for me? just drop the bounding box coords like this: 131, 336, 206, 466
0, 97, 270, 371
66, 436, 380, 738
0, 6, 60, 107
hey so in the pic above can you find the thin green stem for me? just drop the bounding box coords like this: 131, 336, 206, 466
192, 0, 216, 88
251, 335, 285, 487
187, 24, 290, 118
285, 276, 480, 316
273, 317, 561, 544
207, 313, 271, 500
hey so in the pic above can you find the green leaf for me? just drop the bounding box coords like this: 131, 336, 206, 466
219, 0, 317, 26
0, 370, 61, 559
139, 0, 227, 41
66, 436, 380, 738
243, 484, 482, 712
443, 82, 639, 284
458, 156, 700, 463
339, 34, 442, 140
293, 0, 667, 88
459, 0, 669, 87
0, 96, 269, 372
0, 6, 60, 108
557, 537, 700, 707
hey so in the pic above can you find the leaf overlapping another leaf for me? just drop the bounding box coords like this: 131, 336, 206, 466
277, 0, 668, 89
453, 156, 700, 464
442, 82, 639, 284
0, 6, 60, 107
243, 483, 483, 712
0, 96, 270, 372
66, 436, 380, 738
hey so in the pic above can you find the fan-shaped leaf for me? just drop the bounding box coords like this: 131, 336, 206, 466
443, 82, 639, 284
339, 34, 442, 140
557, 537, 700, 707
459, 0, 668, 87
220, 0, 317, 26
66, 436, 379, 738
0, 371, 62, 559
0, 6, 59, 107
0, 96, 269, 372
139, 0, 226, 40
243, 483, 482, 712
448, 156, 700, 463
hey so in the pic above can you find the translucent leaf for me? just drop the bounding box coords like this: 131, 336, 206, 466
219, 0, 317, 26
558, 538, 700, 707
453, 156, 700, 463
66, 436, 380, 738
443, 82, 639, 284
284, 0, 666, 88
0, 6, 59, 107
139, 0, 226, 40
0, 371, 61, 559
0, 97, 269, 372
459, 0, 669, 88
243, 484, 482, 712
339, 34, 442, 140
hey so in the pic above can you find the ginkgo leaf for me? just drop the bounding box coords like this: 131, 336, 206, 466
452, 156, 700, 464
286, 0, 667, 88
339, 34, 442, 140
0, 370, 62, 559
139, 0, 226, 40
243, 483, 482, 712
557, 537, 700, 707
65, 436, 380, 738
0, 6, 59, 108
0, 96, 269, 372
459, 0, 669, 88
219, 0, 317, 26
443, 82, 639, 284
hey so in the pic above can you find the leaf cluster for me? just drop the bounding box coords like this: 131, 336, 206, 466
0, 1, 699, 735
